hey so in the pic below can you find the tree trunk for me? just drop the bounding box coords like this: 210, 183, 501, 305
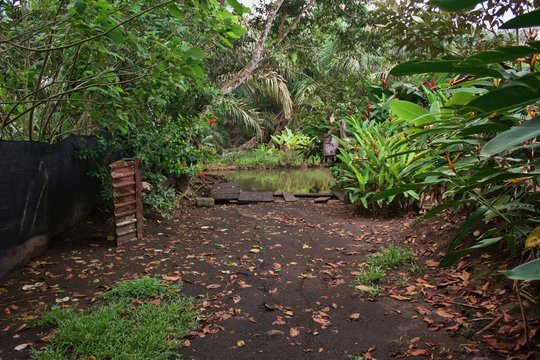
220, 0, 285, 95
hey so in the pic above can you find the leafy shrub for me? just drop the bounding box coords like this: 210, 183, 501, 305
271, 127, 315, 153
334, 116, 434, 213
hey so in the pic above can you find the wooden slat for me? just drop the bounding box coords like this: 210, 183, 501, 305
283, 192, 298, 202
333, 191, 345, 202
314, 196, 332, 203
238, 191, 274, 203
294, 192, 333, 198
211, 182, 240, 201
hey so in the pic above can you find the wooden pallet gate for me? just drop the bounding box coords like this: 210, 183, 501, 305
110, 159, 144, 245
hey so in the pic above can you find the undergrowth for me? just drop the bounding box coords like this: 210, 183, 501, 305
210, 146, 320, 169
32, 278, 197, 360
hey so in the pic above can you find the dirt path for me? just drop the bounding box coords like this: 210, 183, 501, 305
0, 200, 532, 359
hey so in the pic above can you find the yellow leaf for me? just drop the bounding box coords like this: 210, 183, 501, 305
237, 340, 245, 347
249, 248, 261, 254
525, 226, 540, 250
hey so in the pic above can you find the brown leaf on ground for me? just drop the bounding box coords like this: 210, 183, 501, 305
266, 329, 285, 336
435, 308, 454, 319
161, 275, 180, 282
363, 347, 376, 359
425, 259, 439, 267
407, 348, 428, 356
237, 280, 252, 288
416, 306, 432, 315
290, 327, 299, 337
348, 313, 360, 321
206, 284, 221, 289
389, 294, 411, 301
312, 316, 331, 328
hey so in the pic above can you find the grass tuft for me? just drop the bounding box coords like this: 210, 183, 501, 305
354, 245, 416, 297
102, 277, 175, 300
32, 278, 197, 360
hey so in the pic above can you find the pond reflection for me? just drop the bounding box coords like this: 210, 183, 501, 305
210, 168, 335, 193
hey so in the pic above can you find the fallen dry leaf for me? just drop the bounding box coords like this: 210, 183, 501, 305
206, 284, 221, 289
161, 275, 180, 282
435, 308, 454, 319
266, 329, 285, 336
407, 348, 429, 356
425, 259, 439, 267
14, 343, 30, 351
348, 313, 361, 321
290, 327, 299, 337
237, 339, 246, 347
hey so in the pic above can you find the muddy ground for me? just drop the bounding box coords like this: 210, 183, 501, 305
0, 199, 537, 359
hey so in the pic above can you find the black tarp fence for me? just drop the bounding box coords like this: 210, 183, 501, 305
0, 135, 101, 278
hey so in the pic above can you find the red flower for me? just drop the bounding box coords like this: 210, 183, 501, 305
209, 118, 216, 126
362, 114, 367, 121
367, 101, 372, 117
181, 162, 187, 168
389, 116, 393, 122
380, 74, 388, 88
198, 171, 205, 177
348, 110, 353, 116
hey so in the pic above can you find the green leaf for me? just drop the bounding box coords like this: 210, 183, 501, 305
501, 9, 540, 29
167, 4, 182, 18
431, 0, 484, 11
447, 205, 489, 252
466, 74, 540, 114
186, 47, 205, 61
481, 116, 540, 156
460, 45, 540, 66
226, 0, 249, 14
74, 1, 87, 14
460, 123, 510, 136
390, 60, 505, 78
502, 258, 540, 280
390, 100, 432, 123
440, 237, 503, 267
107, 29, 124, 44
229, 24, 247, 38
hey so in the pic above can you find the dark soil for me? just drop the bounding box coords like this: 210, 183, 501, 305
0, 200, 537, 359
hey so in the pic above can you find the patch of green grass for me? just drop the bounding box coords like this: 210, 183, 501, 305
356, 266, 385, 284
369, 245, 414, 268
354, 246, 416, 297
102, 277, 176, 300
32, 278, 197, 360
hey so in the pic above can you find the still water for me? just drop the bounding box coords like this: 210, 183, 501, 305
210, 167, 335, 193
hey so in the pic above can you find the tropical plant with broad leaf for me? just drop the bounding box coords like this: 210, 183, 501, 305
383, 4, 540, 279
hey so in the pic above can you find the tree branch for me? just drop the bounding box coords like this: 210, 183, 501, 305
220, 0, 285, 95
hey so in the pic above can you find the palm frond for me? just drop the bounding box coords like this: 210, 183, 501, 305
213, 96, 264, 139
245, 71, 294, 119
